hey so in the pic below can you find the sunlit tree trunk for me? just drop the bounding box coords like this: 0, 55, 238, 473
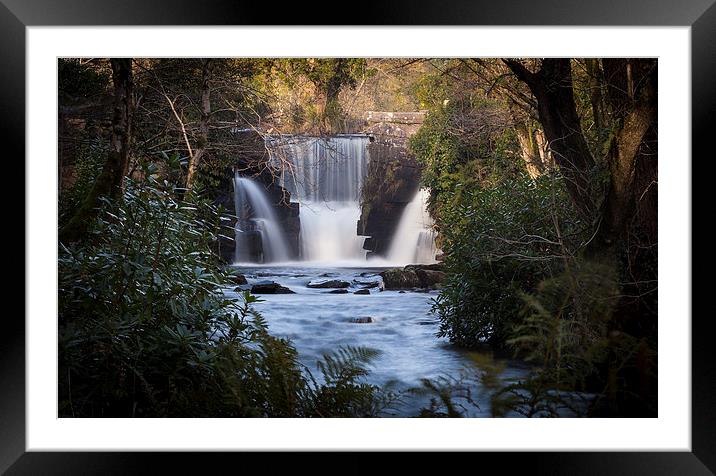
185, 59, 213, 192
514, 119, 552, 178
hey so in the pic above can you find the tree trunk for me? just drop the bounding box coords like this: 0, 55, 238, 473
59, 58, 133, 243
185, 59, 213, 192
584, 59, 606, 135
599, 59, 658, 248
504, 58, 658, 341
503, 58, 657, 250
513, 117, 552, 178
503, 59, 598, 221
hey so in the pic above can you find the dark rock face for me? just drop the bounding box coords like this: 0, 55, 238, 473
357, 112, 425, 258
307, 279, 351, 289
350, 316, 373, 323
326, 289, 350, 294
380, 264, 446, 290
250, 280, 295, 294
230, 273, 248, 285
353, 289, 371, 295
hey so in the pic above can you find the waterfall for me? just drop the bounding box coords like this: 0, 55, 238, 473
269, 136, 370, 262
387, 189, 438, 265
233, 174, 290, 263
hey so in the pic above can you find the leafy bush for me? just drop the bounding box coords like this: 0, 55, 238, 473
432, 174, 583, 348
58, 173, 384, 417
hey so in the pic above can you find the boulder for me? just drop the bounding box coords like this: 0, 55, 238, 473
353, 279, 380, 288
353, 289, 371, 295
250, 280, 295, 294
404, 263, 444, 272
414, 269, 446, 288
380, 264, 447, 290
349, 316, 373, 324
230, 273, 248, 285
307, 279, 350, 289
380, 267, 421, 289
326, 289, 349, 294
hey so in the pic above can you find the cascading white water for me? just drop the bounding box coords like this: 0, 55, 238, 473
269, 136, 370, 262
387, 188, 438, 265
233, 175, 290, 263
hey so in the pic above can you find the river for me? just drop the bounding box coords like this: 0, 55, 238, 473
226, 263, 523, 417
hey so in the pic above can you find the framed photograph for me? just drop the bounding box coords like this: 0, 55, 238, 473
5, 0, 712, 473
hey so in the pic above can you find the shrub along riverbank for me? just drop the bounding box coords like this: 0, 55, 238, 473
58, 170, 396, 417
409, 62, 657, 417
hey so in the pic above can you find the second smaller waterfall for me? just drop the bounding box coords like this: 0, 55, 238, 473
233, 174, 290, 264
386, 189, 438, 265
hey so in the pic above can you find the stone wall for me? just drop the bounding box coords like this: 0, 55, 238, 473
357, 111, 426, 258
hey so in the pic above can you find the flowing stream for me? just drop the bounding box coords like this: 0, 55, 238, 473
227, 265, 521, 416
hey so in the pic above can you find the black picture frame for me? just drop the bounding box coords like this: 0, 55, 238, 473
3, 1, 713, 473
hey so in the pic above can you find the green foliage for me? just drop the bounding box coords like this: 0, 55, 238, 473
482, 258, 656, 417
270, 58, 371, 131
409, 89, 585, 350
302, 346, 385, 417
432, 174, 583, 348
409, 98, 521, 221
413, 375, 476, 418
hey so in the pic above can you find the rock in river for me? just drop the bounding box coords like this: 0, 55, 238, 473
307, 279, 351, 289
326, 289, 350, 294
353, 279, 380, 288
349, 316, 373, 323
380, 264, 446, 290
250, 280, 295, 294
353, 289, 371, 295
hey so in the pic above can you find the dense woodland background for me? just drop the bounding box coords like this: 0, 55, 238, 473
58, 58, 657, 417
